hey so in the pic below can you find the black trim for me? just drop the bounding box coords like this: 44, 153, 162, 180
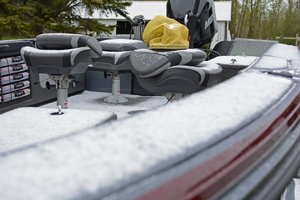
168, 53, 182, 66
115, 52, 131, 65
201, 71, 210, 86
24, 51, 32, 67
62, 51, 72, 67
145, 68, 201, 84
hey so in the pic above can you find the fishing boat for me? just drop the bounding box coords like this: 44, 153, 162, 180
0, 0, 300, 199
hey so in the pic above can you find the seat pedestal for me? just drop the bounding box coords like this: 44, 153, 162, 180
104, 71, 128, 103
49, 75, 70, 114
165, 93, 190, 102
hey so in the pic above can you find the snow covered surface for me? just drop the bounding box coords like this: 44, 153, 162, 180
253, 56, 288, 70
264, 43, 300, 62
247, 43, 300, 80
0, 107, 116, 154
41, 91, 167, 119
0, 72, 294, 200
210, 55, 259, 67
263, 43, 300, 70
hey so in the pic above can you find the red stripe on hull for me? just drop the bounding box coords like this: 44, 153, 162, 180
134, 92, 300, 200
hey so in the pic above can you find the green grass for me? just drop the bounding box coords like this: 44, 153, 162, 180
0, 36, 27, 40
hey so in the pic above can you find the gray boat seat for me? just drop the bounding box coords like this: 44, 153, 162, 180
21, 33, 102, 114
99, 39, 148, 51
130, 48, 222, 101
21, 46, 93, 75
35, 33, 102, 55
91, 39, 148, 103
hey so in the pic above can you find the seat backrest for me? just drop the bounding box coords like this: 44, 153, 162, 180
130, 48, 207, 77
36, 33, 102, 57
21, 46, 92, 74
99, 39, 148, 51
209, 41, 236, 59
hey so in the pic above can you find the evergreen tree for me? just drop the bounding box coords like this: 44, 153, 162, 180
0, 0, 132, 38
0, 0, 34, 38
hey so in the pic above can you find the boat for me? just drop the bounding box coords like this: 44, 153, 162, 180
0, 0, 300, 199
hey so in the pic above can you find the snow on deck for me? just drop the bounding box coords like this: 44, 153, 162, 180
0, 92, 168, 154
41, 91, 168, 119
263, 43, 300, 70
0, 72, 294, 200
210, 55, 259, 67
0, 108, 116, 154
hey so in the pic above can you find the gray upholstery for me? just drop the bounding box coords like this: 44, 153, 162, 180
21, 46, 91, 74
92, 51, 132, 71
36, 33, 102, 57
21, 33, 102, 75
135, 61, 222, 93
92, 39, 148, 71
130, 49, 207, 77
99, 39, 148, 51
130, 49, 222, 94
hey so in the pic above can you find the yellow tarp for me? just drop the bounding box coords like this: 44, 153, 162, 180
143, 15, 189, 49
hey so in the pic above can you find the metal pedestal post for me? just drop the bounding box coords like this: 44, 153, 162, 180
104, 71, 128, 103
133, 25, 145, 41
49, 75, 70, 115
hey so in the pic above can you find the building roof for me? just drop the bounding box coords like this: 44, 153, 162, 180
78, 1, 231, 21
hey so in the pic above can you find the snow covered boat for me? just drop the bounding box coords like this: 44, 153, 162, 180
1, 36, 300, 200
1, 0, 300, 199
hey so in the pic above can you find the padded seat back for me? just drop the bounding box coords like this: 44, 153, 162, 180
21, 33, 102, 75
99, 39, 148, 51
21, 46, 91, 74
92, 39, 148, 71
92, 51, 132, 71
130, 49, 207, 77
36, 33, 102, 57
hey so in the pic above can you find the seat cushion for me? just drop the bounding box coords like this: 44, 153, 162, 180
91, 51, 132, 71
99, 39, 148, 51
21, 46, 91, 74
130, 48, 207, 77
136, 61, 222, 94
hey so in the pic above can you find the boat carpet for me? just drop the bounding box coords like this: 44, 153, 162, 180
0, 107, 117, 154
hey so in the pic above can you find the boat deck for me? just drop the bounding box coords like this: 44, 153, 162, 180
0, 42, 300, 200
0, 91, 167, 154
